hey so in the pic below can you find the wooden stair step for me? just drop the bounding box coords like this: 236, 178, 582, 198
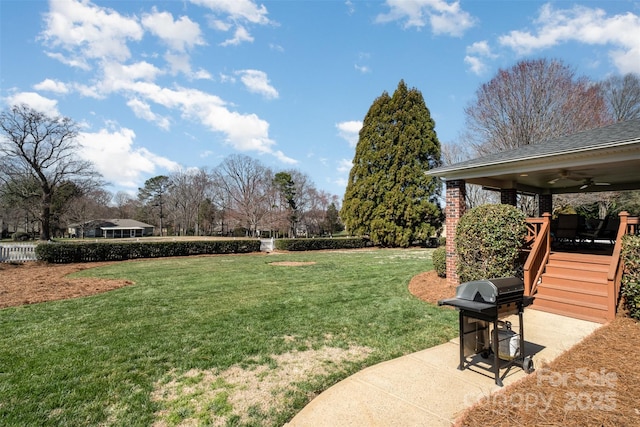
538, 281, 608, 297
530, 305, 608, 324
541, 271, 607, 284
535, 285, 608, 305
545, 260, 609, 272
532, 294, 608, 323
548, 252, 611, 265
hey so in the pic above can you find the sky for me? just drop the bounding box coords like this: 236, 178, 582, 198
1, 0, 639, 201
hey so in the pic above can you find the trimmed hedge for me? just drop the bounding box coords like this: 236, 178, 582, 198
35, 240, 260, 264
455, 204, 527, 283
432, 247, 446, 277
621, 234, 640, 320
274, 237, 369, 251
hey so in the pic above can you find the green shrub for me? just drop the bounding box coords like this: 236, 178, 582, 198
35, 240, 260, 263
455, 204, 527, 283
621, 234, 640, 320
432, 247, 446, 277
274, 237, 369, 251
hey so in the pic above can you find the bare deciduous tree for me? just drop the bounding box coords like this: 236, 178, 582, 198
113, 191, 139, 219
598, 73, 640, 122
213, 154, 273, 236
464, 59, 611, 155
441, 141, 499, 209
0, 104, 102, 240
169, 168, 212, 236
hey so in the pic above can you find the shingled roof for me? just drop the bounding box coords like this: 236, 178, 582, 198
429, 118, 640, 194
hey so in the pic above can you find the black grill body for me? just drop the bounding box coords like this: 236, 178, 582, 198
438, 277, 534, 386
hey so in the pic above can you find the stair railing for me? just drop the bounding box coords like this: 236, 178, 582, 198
607, 211, 639, 320
524, 213, 551, 296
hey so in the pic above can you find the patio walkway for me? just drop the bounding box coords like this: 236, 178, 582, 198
285, 310, 601, 426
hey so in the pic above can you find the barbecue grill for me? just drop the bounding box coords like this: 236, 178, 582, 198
438, 277, 535, 386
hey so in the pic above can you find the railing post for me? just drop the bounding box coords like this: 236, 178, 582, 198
543, 212, 551, 255
618, 211, 629, 239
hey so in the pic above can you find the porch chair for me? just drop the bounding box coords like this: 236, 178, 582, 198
553, 214, 579, 247
578, 217, 605, 247
599, 215, 621, 244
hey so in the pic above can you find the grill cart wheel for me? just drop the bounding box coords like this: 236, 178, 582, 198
480, 350, 490, 359
523, 355, 534, 374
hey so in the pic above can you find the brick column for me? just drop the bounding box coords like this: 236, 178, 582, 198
445, 180, 466, 287
539, 193, 552, 217
500, 188, 518, 206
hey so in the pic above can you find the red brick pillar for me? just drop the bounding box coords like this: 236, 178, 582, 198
539, 194, 552, 217
446, 180, 466, 287
500, 188, 517, 206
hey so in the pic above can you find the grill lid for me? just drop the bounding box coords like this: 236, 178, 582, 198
455, 277, 524, 304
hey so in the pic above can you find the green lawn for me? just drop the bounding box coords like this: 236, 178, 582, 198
0, 248, 457, 426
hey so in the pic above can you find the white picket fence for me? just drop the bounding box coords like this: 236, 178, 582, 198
0, 243, 38, 263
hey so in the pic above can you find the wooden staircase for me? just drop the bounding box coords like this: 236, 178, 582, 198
531, 252, 612, 323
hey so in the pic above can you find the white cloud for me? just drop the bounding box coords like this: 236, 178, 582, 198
164, 52, 195, 77
336, 120, 362, 147
333, 177, 348, 189
236, 69, 279, 99
464, 41, 497, 75
345, 1, 356, 15
41, 0, 143, 64
190, 0, 271, 25
464, 55, 487, 75
220, 25, 254, 46
269, 43, 284, 53
126, 98, 171, 130
467, 40, 493, 57
337, 158, 353, 173
44, 51, 90, 70
272, 150, 298, 164
219, 73, 236, 83
33, 79, 69, 94
4, 92, 60, 116
376, 0, 475, 37
210, 19, 232, 32
499, 4, 640, 73
192, 69, 213, 80
354, 52, 371, 74
78, 127, 179, 189
193, 0, 272, 46
34, 0, 292, 167
129, 83, 289, 160
141, 8, 205, 52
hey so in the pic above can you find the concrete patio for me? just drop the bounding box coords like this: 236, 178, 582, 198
286, 309, 602, 426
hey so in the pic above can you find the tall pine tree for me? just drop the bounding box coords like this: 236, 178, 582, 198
341, 80, 442, 247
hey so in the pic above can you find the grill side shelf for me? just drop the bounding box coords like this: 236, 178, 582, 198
438, 298, 498, 319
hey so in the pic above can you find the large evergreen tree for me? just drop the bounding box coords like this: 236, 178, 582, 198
341, 80, 442, 247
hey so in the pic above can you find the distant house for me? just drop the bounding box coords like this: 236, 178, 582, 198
68, 219, 155, 238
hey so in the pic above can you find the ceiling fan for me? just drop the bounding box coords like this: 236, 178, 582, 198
580, 178, 611, 190
547, 170, 585, 185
